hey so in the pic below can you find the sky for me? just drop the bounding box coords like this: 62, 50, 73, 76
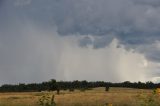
1, 0, 160, 84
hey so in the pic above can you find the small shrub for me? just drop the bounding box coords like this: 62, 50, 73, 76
105, 86, 109, 91
153, 89, 156, 94
156, 88, 160, 94
38, 94, 56, 106
136, 92, 158, 106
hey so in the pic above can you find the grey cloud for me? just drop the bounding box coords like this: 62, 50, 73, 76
2, 0, 160, 60
134, 0, 160, 7
135, 42, 160, 62
0, 25, 63, 84
79, 35, 115, 49
4, 0, 160, 38
1, 0, 160, 84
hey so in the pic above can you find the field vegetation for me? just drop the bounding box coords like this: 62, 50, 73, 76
0, 87, 160, 106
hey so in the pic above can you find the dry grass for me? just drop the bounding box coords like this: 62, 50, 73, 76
0, 87, 159, 106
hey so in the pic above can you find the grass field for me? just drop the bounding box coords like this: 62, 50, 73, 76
0, 87, 160, 106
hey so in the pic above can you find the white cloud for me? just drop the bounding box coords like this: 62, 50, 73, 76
57, 37, 152, 82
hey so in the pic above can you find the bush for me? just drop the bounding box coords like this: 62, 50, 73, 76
105, 86, 109, 91
38, 94, 56, 106
136, 92, 159, 106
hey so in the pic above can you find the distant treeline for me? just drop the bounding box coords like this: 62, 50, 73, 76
0, 79, 159, 92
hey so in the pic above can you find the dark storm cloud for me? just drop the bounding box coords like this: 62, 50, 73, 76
0, 27, 59, 84
3, 0, 160, 39
15, 0, 160, 49
31, 0, 160, 62
1, 0, 160, 84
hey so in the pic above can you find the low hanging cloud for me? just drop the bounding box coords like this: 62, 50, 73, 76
58, 37, 150, 82
1, 0, 160, 84
0, 24, 156, 84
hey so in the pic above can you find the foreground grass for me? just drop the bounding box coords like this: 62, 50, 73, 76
0, 87, 159, 106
